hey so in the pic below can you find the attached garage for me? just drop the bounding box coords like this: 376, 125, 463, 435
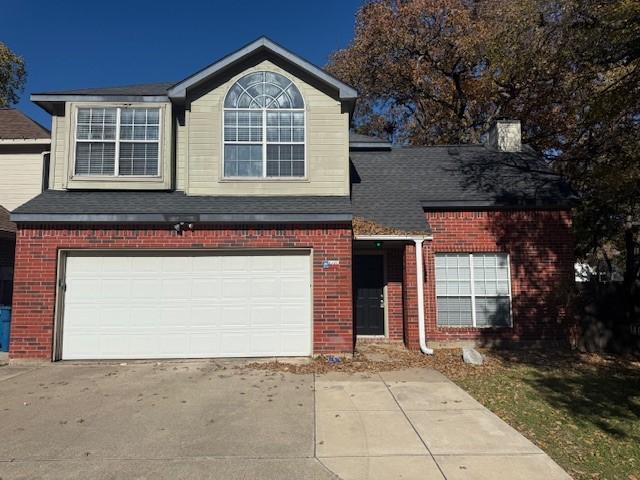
57, 251, 312, 360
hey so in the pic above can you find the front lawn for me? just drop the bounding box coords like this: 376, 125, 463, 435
452, 351, 640, 480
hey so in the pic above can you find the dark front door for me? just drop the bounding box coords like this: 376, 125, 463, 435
354, 255, 385, 335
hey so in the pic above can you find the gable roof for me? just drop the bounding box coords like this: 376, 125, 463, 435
31, 37, 358, 114
0, 109, 50, 140
350, 145, 575, 233
168, 37, 357, 103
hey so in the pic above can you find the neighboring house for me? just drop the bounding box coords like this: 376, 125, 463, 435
9, 38, 574, 361
0, 109, 50, 307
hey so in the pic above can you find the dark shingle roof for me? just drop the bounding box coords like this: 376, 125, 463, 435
0, 109, 50, 140
351, 145, 574, 233
33, 82, 175, 97
0, 206, 15, 233
12, 191, 351, 223
349, 133, 388, 144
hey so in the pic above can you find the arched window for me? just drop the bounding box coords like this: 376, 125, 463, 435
223, 71, 305, 178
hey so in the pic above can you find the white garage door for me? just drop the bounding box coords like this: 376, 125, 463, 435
61, 252, 312, 360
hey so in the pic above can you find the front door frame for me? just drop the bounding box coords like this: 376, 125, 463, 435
353, 250, 388, 338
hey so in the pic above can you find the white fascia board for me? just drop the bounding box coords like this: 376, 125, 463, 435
354, 234, 433, 241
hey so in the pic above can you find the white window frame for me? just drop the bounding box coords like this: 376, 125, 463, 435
435, 253, 513, 328
222, 73, 306, 180
73, 106, 162, 178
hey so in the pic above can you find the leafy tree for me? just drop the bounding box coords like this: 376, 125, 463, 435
329, 0, 640, 322
0, 42, 26, 107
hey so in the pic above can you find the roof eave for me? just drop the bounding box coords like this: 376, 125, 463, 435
10, 212, 353, 224
0, 138, 50, 144
31, 94, 171, 115
420, 200, 574, 210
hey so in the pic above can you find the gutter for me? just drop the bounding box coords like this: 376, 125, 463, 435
353, 234, 434, 355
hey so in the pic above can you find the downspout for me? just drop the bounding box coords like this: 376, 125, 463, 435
414, 238, 434, 355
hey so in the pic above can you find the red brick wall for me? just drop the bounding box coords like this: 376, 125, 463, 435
403, 243, 420, 348
419, 210, 574, 347
386, 249, 404, 341
10, 224, 353, 359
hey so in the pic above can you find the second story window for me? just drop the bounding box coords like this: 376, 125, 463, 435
75, 107, 160, 177
223, 71, 305, 178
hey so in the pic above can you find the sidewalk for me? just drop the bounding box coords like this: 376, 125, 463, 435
315, 368, 571, 480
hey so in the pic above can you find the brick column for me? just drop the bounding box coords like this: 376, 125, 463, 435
402, 243, 420, 350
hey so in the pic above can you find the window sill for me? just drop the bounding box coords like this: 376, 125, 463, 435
219, 177, 310, 183
69, 175, 163, 182
435, 325, 513, 330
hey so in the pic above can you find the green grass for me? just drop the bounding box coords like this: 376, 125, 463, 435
453, 352, 640, 480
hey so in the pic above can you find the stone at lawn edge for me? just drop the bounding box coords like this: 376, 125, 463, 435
462, 347, 484, 365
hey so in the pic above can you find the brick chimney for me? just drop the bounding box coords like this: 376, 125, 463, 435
488, 119, 521, 152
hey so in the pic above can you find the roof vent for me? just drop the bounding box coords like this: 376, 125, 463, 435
488, 120, 521, 152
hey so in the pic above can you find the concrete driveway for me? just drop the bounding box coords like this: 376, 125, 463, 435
0, 361, 571, 480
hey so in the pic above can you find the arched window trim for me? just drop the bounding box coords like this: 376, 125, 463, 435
223, 71, 306, 179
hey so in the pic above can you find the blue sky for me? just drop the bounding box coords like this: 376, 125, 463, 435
4, 0, 362, 127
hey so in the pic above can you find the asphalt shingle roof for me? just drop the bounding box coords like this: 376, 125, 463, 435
34, 82, 175, 97
0, 206, 15, 233
349, 133, 388, 144
12, 145, 573, 232
0, 109, 50, 140
350, 145, 574, 233
13, 190, 351, 217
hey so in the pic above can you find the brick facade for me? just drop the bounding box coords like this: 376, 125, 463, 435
421, 210, 574, 347
10, 224, 353, 359
355, 210, 573, 350
386, 249, 404, 341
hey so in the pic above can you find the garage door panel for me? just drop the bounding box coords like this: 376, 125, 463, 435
61, 252, 312, 360
251, 278, 280, 298
66, 279, 101, 302
192, 279, 221, 298
102, 279, 131, 299
281, 278, 310, 299
161, 278, 192, 298
131, 279, 161, 299
188, 333, 222, 355
221, 306, 250, 327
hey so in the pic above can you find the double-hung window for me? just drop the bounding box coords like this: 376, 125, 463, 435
75, 107, 161, 176
435, 253, 512, 327
223, 71, 305, 178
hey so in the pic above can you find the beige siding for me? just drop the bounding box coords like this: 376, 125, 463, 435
0, 149, 44, 210
185, 60, 349, 196
51, 113, 66, 189
175, 115, 187, 190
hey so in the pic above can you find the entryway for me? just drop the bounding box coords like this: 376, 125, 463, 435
354, 254, 385, 336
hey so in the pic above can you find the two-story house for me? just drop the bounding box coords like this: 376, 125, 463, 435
9, 38, 574, 361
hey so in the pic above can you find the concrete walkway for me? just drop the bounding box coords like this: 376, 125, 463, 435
315, 368, 571, 480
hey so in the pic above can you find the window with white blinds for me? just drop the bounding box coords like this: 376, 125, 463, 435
223, 71, 305, 178
435, 253, 512, 328
75, 107, 160, 176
